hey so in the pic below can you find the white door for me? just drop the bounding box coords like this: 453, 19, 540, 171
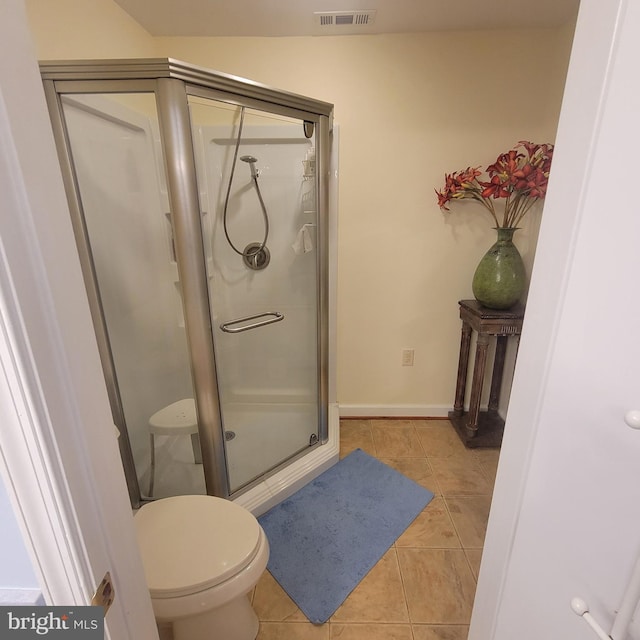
0, 3, 157, 638
471, 1, 640, 639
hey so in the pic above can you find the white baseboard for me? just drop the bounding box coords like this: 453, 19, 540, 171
338, 404, 451, 418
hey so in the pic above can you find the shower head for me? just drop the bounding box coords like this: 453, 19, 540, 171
240, 155, 259, 179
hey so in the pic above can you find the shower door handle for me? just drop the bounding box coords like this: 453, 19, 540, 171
220, 312, 284, 333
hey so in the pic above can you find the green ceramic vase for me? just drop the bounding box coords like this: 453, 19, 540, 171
472, 227, 526, 310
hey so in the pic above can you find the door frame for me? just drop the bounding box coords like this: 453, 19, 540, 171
470, 0, 627, 638
0, 3, 158, 638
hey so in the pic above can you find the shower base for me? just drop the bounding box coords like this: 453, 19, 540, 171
144, 402, 339, 515
224, 401, 318, 491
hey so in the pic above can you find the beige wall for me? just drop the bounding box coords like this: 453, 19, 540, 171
25, 0, 155, 58
26, 1, 575, 413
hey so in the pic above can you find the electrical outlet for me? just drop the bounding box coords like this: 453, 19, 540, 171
401, 348, 414, 366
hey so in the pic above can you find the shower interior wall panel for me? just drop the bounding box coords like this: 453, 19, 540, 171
202, 122, 316, 390
192, 120, 320, 491
61, 94, 196, 490
196, 126, 317, 401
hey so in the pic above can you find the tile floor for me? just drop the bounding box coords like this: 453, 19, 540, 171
251, 418, 500, 640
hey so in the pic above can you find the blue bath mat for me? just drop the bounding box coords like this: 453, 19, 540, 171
258, 448, 434, 624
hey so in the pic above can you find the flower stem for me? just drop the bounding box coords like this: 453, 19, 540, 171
472, 193, 499, 226
510, 197, 537, 228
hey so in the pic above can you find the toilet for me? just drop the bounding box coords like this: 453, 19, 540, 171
134, 494, 270, 640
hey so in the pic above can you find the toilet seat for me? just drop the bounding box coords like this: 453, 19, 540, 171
134, 495, 262, 599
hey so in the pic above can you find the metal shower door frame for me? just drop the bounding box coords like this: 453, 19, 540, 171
40, 59, 333, 507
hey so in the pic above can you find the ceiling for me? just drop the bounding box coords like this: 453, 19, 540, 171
112, 0, 580, 38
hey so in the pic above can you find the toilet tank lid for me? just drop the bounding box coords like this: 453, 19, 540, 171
134, 495, 262, 597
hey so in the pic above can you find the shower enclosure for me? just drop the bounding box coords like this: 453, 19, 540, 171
40, 59, 338, 511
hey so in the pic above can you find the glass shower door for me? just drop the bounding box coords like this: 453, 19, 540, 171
60, 92, 205, 499
189, 96, 319, 493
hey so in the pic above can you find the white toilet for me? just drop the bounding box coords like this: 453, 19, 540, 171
134, 494, 270, 640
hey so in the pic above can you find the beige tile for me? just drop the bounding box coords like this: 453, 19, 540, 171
257, 621, 329, 639
445, 496, 492, 549
474, 448, 501, 485
413, 419, 446, 427
397, 548, 476, 624
253, 570, 307, 622
464, 549, 483, 580
371, 419, 416, 427
473, 447, 501, 465
378, 457, 440, 495
412, 625, 470, 640
429, 456, 493, 496
339, 420, 375, 458
331, 549, 409, 623
396, 498, 460, 549
259, 415, 495, 637
415, 423, 469, 458
371, 422, 424, 458
330, 623, 414, 639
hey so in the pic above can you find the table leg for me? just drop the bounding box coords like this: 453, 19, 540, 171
453, 322, 472, 416
191, 433, 203, 464
488, 335, 508, 412
466, 333, 490, 438
148, 433, 155, 496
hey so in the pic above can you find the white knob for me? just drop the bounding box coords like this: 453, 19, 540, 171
571, 597, 589, 616
624, 410, 640, 429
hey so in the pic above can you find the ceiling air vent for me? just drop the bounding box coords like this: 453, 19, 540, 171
314, 11, 377, 27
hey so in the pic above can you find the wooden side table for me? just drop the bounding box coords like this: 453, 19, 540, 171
449, 299, 524, 448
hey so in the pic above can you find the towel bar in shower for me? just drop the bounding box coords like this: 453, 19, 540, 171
220, 312, 284, 333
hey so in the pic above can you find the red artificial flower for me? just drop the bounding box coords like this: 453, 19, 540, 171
434, 167, 482, 210
435, 141, 554, 227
